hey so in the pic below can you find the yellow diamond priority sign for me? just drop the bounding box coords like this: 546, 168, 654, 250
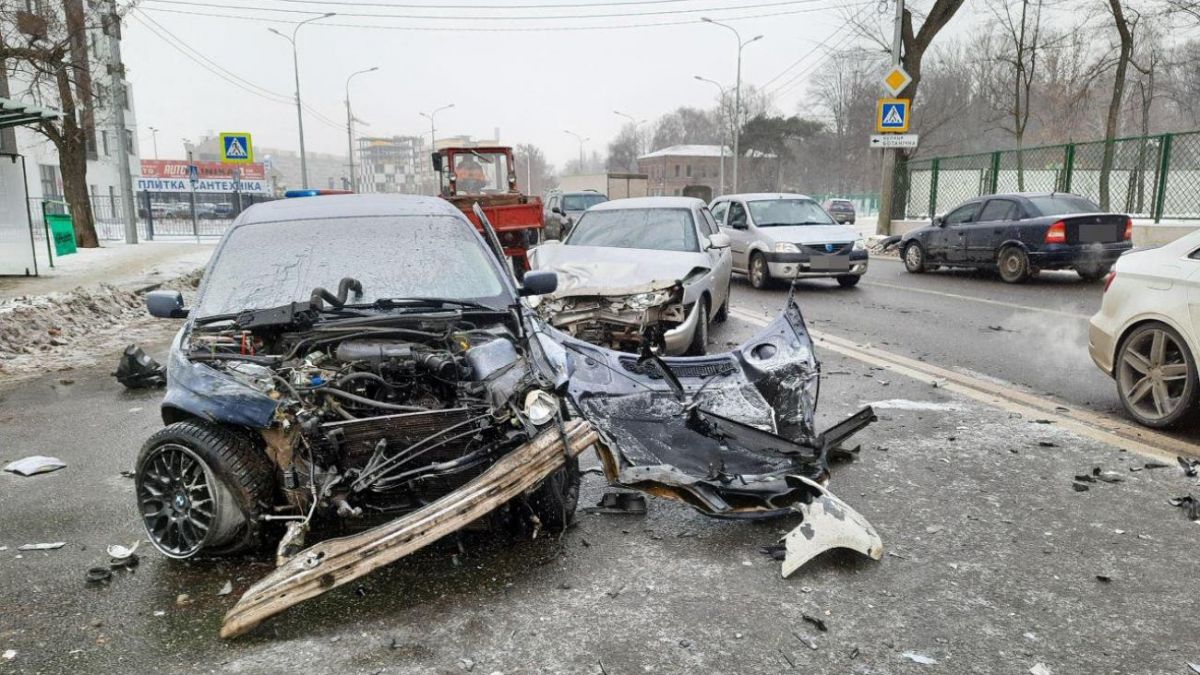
883, 65, 912, 96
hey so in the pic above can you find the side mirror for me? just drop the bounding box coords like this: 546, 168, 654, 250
933, 216, 945, 227
551, 207, 564, 216
730, 218, 748, 230
431, 152, 443, 172
146, 290, 189, 319
707, 232, 731, 249
520, 270, 558, 297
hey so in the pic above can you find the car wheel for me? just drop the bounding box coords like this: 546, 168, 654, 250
1076, 263, 1111, 282
527, 454, 581, 533
903, 242, 926, 273
836, 275, 860, 288
135, 420, 274, 560
749, 252, 771, 289
713, 280, 731, 323
997, 246, 1030, 283
1116, 323, 1198, 429
685, 299, 709, 356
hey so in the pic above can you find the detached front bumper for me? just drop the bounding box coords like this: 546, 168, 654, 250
766, 250, 869, 279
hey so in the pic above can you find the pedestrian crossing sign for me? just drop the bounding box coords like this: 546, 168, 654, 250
876, 99, 910, 133
220, 132, 254, 164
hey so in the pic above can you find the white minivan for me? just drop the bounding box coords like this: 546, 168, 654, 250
709, 193, 868, 289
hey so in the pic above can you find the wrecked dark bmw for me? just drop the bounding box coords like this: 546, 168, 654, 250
135, 194, 880, 638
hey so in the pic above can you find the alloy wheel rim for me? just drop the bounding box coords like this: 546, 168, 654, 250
752, 258, 764, 286
137, 443, 217, 557
906, 245, 920, 268
1118, 329, 1190, 420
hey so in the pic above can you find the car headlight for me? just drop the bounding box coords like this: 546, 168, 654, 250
523, 389, 558, 426
853, 238, 866, 251
625, 289, 674, 310
775, 242, 800, 253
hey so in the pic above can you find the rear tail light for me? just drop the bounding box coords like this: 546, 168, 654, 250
1044, 221, 1066, 244
1123, 217, 1133, 240
1103, 271, 1117, 293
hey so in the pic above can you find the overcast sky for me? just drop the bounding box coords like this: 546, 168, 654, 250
122, 0, 983, 168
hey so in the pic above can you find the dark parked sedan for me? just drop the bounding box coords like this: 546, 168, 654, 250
900, 193, 1132, 283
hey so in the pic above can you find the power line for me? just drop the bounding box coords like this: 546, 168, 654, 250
138, 0, 832, 20
760, 0, 875, 91
128, 10, 345, 130
137, 2, 873, 31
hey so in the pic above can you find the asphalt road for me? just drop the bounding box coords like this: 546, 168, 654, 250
2, 264, 1199, 674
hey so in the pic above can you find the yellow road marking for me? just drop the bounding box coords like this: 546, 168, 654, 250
730, 307, 1194, 462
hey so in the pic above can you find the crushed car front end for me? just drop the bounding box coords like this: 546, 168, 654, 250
532, 279, 704, 355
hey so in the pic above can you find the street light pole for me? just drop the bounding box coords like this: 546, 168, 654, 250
345, 66, 378, 193
612, 110, 646, 161
269, 12, 334, 189
702, 18, 761, 193
148, 126, 159, 160
564, 130, 588, 172
419, 103, 455, 151
693, 76, 729, 196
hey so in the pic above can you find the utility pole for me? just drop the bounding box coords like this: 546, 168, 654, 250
564, 130, 588, 172
694, 76, 728, 196
148, 126, 159, 159
877, 0, 905, 236
345, 67, 377, 193
702, 18, 761, 193
103, 1, 137, 244
269, 13, 334, 189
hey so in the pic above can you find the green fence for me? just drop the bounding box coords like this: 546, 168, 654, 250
897, 130, 1200, 222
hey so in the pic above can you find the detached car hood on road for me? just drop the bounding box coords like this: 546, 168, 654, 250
759, 224, 859, 244
530, 243, 709, 296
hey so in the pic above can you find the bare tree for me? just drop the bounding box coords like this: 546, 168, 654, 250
606, 124, 640, 172
1099, 0, 1136, 210
0, 0, 104, 247
988, 0, 1048, 189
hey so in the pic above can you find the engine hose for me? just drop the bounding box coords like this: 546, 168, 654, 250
309, 277, 363, 310
333, 371, 396, 390
318, 386, 427, 412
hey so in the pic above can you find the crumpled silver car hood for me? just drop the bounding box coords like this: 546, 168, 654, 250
530, 243, 709, 297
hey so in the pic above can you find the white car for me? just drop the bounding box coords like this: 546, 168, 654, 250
709, 193, 868, 289
1088, 229, 1200, 428
528, 197, 732, 356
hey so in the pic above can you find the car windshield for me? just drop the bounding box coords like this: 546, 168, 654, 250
562, 193, 608, 211
193, 216, 508, 318
1027, 195, 1100, 216
565, 208, 698, 252
748, 199, 836, 226
452, 151, 510, 194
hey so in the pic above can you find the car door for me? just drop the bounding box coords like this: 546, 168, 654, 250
725, 201, 752, 270
699, 206, 733, 308
969, 198, 1019, 264
710, 200, 732, 267
933, 202, 980, 263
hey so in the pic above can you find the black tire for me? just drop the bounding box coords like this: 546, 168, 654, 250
528, 455, 581, 533
713, 280, 731, 323
749, 252, 772, 289
135, 420, 274, 560
997, 246, 1031, 283
1115, 322, 1198, 429
685, 298, 709, 356
1076, 263, 1111, 282
836, 274, 860, 288
902, 242, 926, 273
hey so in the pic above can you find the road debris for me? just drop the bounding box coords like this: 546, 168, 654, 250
801, 614, 828, 632
903, 651, 937, 665
217, 580, 233, 596
106, 541, 139, 560
3, 456, 66, 477
1030, 663, 1052, 675
1178, 457, 1199, 477
86, 567, 112, 584
17, 542, 66, 551
1168, 495, 1200, 521
781, 476, 883, 577
581, 492, 647, 515
112, 344, 167, 389
2, 650, 14, 660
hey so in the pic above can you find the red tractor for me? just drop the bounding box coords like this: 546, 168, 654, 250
433, 146, 543, 275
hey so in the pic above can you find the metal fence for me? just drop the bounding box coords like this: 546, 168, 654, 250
31, 192, 274, 242
897, 130, 1200, 221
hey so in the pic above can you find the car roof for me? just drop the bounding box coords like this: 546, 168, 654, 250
589, 196, 703, 211
715, 192, 815, 202
977, 192, 1090, 201
237, 194, 466, 226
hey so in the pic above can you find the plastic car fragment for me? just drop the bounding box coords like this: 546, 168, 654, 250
780, 476, 883, 577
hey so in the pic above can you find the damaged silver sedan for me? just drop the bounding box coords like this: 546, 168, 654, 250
134, 194, 880, 639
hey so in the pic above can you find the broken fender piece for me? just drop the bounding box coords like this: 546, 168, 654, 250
781, 476, 883, 578
220, 419, 598, 639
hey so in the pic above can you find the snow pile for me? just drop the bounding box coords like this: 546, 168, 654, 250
0, 270, 201, 380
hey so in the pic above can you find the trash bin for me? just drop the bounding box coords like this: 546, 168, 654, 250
46, 213, 76, 256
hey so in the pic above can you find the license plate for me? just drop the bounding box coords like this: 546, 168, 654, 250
808, 254, 850, 272
1077, 223, 1119, 243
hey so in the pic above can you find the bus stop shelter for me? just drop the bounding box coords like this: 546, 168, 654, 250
0, 97, 62, 276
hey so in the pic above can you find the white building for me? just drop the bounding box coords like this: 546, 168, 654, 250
4, 5, 141, 237
357, 136, 435, 195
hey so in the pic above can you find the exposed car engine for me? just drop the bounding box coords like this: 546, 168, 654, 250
533, 282, 686, 352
